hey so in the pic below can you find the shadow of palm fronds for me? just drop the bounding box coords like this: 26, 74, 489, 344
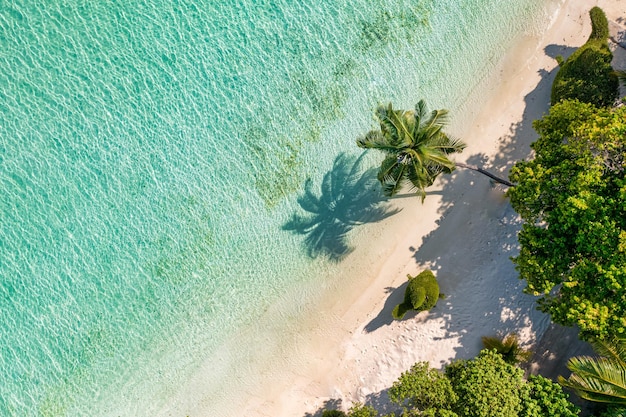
283, 152, 401, 262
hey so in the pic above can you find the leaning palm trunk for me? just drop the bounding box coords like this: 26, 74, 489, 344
455, 162, 514, 187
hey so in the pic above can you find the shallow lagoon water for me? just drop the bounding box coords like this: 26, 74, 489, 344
0, 1, 553, 415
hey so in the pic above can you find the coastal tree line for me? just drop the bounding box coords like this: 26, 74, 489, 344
319, 6, 626, 417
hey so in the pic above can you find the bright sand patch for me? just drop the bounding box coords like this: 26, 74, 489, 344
170, 1, 626, 416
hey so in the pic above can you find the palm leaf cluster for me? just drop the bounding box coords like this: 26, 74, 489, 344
481, 333, 533, 365
559, 335, 626, 406
357, 100, 466, 200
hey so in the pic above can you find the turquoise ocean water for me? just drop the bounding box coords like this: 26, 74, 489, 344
1, 0, 554, 415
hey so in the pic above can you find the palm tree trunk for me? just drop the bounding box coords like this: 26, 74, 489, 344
455, 162, 514, 187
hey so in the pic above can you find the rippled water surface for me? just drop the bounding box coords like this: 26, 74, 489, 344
0, 0, 550, 415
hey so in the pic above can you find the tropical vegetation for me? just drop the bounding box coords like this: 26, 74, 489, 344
550, 7, 619, 107
357, 100, 512, 201
386, 350, 578, 417
318, 5, 625, 417
481, 333, 532, 365
559, 335, 626, 407
507, 100, 626, 340
392, 270, 441, 320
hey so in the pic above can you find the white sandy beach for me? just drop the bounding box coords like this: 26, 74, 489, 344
166, 1, 626, 416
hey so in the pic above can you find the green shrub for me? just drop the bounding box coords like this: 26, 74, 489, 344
392, 270, 440, 320
521, 375, 580, 417
481, 333, 532, 365
551, 7, 618, 107
388, 362, 457, 410
348, 403, 378, 417
322, 410, 347, 417
445, 350, 526, 417
588, 6, 609, 41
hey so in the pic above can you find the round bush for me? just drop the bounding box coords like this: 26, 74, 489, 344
392, 270, 440, 319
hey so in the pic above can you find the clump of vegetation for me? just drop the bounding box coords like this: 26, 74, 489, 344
392, 270, 441, 320
551, 7, 619, 107
389, 362, 458, 413
387, 350, 579, 417
508, 100, 626, 340
322, 410, 348, 417
481, 333, 533, 365
321, 403, 378, 417
559, 334, 626, 407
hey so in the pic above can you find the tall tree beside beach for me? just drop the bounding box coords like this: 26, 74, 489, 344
508, 100, 626, 340
357, 101, 512, 201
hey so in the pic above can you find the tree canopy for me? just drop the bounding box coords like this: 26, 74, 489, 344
357, 101, 466, 200
386, 350, 578, 417
508, 100, 626, 339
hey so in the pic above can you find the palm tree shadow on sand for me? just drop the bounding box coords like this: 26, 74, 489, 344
283, 152, 401, 262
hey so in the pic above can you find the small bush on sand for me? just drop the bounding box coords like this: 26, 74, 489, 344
392, 270, 440, 320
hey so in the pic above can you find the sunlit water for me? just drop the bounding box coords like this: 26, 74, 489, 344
0, 0, 555, 415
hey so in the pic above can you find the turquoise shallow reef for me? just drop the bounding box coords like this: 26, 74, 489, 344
0, 0, 551, 415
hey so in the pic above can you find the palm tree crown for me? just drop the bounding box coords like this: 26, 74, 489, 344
357, 100, 467, 200
559, 335, 626, 406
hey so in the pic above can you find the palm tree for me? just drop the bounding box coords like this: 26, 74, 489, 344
481, 333, 533, 365
357, 101, 513, 201
558, 335, 626, 406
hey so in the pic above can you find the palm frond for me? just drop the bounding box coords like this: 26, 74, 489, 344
357, 130, 398, 151
414, 99, 429, 127
590, 335, 626, 366
560, 356, 626, 405
615, 70, 626, 87
481, 333, 533, 364
380, 161, 407, 197
423, 108, 450, 131
430, 135, 467, 154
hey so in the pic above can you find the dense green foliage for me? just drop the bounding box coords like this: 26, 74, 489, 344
508, 100, 626, 340
598, 406, 626, 417
347, 403, 379, 417
386, 350, 578, 417
445, 350, 526, 417
523, 375, 580, 417
587, 6, 610, 41
323, 410, 348, 417
559, 335, 626, 406
388, 362, 458, 412
357, 101, 466, 200
550, 7, 618, 107
481, 333, 532, 365
392, 270, 440, 319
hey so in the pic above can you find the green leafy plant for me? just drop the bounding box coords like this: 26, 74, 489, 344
508, 100, 626, 340
322, 410, 348, 417
348, 403, 378, 417
392, 270, 441, 320
389, 362, 458, 412
551, 7, 619, 107
445, 350, 526, 417
559, 335, 626, 406
357, 101, 512, 201
521, 374, 580, 417
481, 333, 533, 365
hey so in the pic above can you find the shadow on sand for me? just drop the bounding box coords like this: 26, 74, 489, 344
283, 152, 401, 262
